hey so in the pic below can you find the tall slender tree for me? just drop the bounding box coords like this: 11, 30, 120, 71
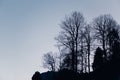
56, 11, 85, 72
83, 25, 92, 72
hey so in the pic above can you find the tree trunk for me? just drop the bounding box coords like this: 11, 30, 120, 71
88, 43, 90, 72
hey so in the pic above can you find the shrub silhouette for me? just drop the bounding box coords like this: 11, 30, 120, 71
32, 71, 41, 80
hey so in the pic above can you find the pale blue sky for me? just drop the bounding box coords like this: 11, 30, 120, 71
0, 0, 120, 80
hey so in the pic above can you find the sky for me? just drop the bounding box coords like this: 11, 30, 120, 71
0, 0, 120, 80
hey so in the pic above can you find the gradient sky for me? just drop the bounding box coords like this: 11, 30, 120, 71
0, 0, 120, 80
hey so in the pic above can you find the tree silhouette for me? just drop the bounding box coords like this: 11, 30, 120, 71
32, 71, 41, 80
83, 25, 93, 72
56, 11, 85, 72
107, 28, 120, 58
43, 52, 56, 71
93, 14, 119, 60
39, 12, 120, 80
92, 47, 104, 71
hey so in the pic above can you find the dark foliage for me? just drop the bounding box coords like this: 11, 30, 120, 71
33, 69, 89, 80
32, 71, 41, 80
40, 71, 56, 80
92, 47, 104, 70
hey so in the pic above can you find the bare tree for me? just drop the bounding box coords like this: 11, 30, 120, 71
55, 44, 65, 70
43, 52, 56, 71
93, 14, 118, 59
83, 25, 93, 72
56, 11, 85, 72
